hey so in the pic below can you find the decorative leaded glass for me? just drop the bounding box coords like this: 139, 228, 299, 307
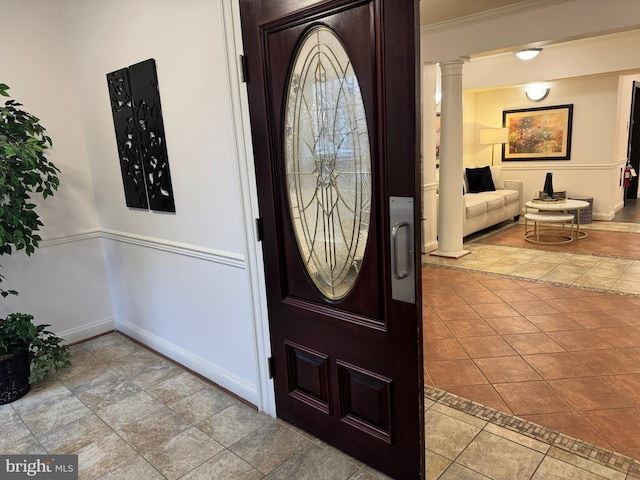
284, 26, 371, 300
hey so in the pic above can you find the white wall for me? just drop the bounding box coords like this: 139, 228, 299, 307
58, 0, 265, 405
469, 75, 620, 218
0, 0, 114, 341
421, 64, 439, 252
1, 0, 267, 408
59, 0, 246, 251
0, 238, 114, 342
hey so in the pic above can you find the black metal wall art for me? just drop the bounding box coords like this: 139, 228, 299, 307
107, 59, 175, 212
107, 67, 147, 209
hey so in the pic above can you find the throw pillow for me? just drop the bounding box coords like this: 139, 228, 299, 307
466, 166, 496, 193
462, 164, 476, 194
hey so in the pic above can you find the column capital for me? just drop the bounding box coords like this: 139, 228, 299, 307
438, 57, 470, 67
439, 57, 470, 77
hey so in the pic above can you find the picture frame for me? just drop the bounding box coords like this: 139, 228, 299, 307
502, 104, 573, 161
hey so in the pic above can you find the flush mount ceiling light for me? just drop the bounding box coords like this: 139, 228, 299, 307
514, 48, 543, 60
525, 85, 550, 102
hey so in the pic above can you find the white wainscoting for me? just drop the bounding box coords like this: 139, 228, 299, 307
115, 316, 258, 406
100, 230, 261, 408
60, 317, 115, 345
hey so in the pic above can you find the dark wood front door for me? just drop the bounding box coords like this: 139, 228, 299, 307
239, 1, 423, 478
627, 81, 640, 199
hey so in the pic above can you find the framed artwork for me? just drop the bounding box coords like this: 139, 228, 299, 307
435, 113, 441, 166
502, 104, 573, 161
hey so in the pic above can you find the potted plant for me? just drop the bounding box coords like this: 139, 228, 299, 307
0, 82, 70, 404
0, 313, 71, 403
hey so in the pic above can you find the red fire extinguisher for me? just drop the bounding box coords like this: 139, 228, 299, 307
625, 165, 632, 187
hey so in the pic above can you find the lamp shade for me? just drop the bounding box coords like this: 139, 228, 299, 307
479, 128, 508, 145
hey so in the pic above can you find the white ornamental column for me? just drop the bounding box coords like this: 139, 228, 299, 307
431, 58, 470, 258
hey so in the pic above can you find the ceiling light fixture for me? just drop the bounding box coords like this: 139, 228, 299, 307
514, 48, 542, 60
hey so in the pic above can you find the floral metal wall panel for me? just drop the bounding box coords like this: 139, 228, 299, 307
107, 59, 175, 212
106, 67, 148, 209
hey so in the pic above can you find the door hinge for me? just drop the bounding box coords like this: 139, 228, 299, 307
255, 218, 264, 242
239, 54, 248, 83
267, 356, 275, 379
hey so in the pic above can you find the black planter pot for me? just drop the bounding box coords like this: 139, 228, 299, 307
0, 349, 31, 405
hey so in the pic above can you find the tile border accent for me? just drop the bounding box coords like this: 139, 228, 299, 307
422, 261, 640, 298
425, 385, 640, 477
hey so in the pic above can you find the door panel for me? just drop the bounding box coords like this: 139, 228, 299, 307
263, 3, 383, 321
240, 1, 423, 478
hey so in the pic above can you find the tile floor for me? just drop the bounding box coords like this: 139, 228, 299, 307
614, 199, 640, 223
423, 207, 640, 479
0, 333, 391, 480
425, 394, 640, 480
422, 266, 640, 458
3, 332, 637, 479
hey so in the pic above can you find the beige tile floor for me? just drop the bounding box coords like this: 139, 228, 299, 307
424, 220, 640, 295
0, 333, 391, 480
425, 398, 638, 480
1, 332, 637, 479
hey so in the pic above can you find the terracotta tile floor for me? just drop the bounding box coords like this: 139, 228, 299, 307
423, 234, 640, 462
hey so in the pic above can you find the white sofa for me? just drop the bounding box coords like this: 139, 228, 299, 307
463, 165, 523, 236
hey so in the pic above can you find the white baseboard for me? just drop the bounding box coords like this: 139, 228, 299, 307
114, 317, 258, 406
593, 212, 616, 221
60, 317, 115, 344
422, 240, 439, 254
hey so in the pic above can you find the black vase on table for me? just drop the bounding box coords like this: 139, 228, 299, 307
543, 172, 554, 198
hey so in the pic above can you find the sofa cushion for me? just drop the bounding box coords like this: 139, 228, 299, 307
478, 193, 505, 212
479, 189, 518, 206
490, 166, 505, 189
466, 166, 495, 193
464, 194, 488, 219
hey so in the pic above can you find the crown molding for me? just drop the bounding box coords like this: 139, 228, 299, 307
420, 0, 576, 35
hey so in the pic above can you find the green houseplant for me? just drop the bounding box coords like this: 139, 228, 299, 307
0, 313, 71, 381
0, 82, 70, 403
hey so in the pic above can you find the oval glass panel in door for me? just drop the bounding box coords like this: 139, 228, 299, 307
284, 26, 371, 301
